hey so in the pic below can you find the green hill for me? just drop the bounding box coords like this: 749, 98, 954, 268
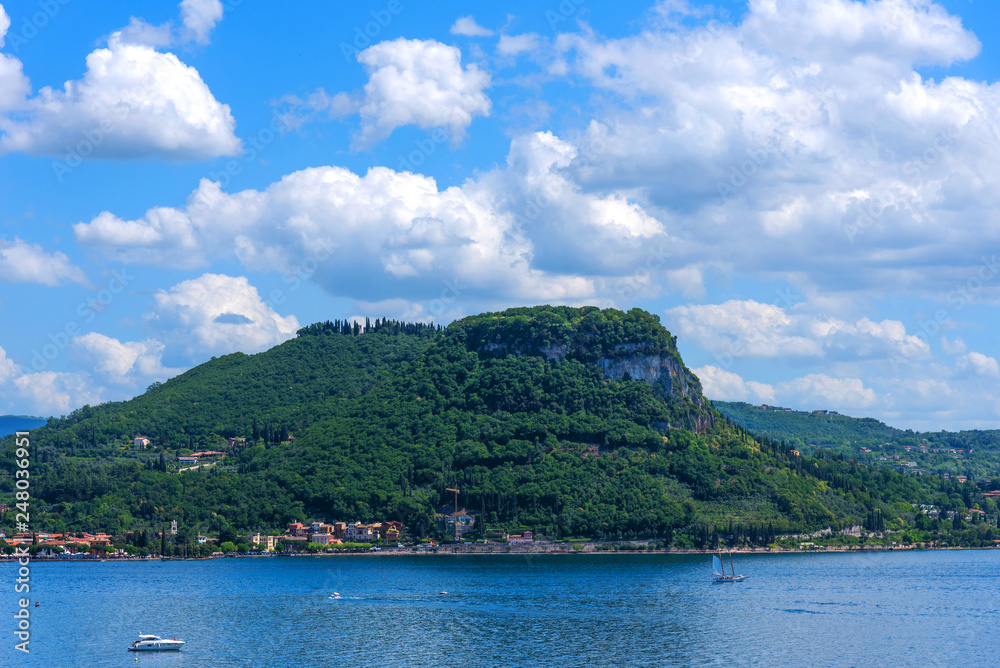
2, 307, 997, 550
713, 401, 1000, 479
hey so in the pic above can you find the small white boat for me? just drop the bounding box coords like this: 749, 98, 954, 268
712, 551, 748, 583
329, 592, 341, 599
128, 634, 186, 651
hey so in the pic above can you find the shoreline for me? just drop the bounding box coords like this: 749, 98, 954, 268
4, 542, 994, 562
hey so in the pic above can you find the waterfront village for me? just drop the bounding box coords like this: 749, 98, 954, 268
0, 507, 547, 559
0, 434, 536, 559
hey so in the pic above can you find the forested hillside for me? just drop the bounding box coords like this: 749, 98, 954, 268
2, 307, 997, 549
714, 401, 1000, 479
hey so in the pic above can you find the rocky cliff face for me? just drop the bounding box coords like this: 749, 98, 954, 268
483, 341, 715, 434
593, 347, 715, 434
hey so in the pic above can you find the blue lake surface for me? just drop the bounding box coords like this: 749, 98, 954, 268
2, 550, 998, 666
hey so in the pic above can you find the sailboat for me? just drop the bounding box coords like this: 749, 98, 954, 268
712, 550, 747, 583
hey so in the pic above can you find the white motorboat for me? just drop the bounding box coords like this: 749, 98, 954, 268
329, 592, 341, 599
128, 634, 186, 651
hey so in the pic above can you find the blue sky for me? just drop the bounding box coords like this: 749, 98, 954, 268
1, 0, 999, 430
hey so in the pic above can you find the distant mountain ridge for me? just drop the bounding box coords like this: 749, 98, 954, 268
0, 415, 47, 438
713, 401, 1000, 479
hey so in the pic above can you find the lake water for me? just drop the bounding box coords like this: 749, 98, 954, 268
2, 550, 998, 666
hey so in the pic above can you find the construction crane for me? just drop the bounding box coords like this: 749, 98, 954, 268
446, 487, 460, 542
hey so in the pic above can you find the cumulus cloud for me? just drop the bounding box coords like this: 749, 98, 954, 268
0, 237, 89, 287
666, 299, 929, 363
0, 344, 102, 415
148, 274, 300, 359
0, 6, 9, 47
694, 365, 774, 403
498, 33, 541, 57
523, 0, 1000, 302
451, 16, 494, 37
776, 373, 877, 409
941, 336, 967, 355
280, 38, 492, 148
72, 333, 181, 386
11, 370, 102, 416
0, 272, 295, 414
180, 0, 224, 44
957, 351, 1000, 378
0, 1, 235, 161
0, 345, 19, 386
353, 38, 491, 146
0, 7, 30, 111
74, 131, 673, 314
697, 365, 876, 412
0, 33, 239, 160
117, 0, 224, 47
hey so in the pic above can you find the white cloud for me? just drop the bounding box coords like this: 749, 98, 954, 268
666, 300, 929, 363
776, 373, 877, 409
0, 345, 100, 416
0, 345, 19, 385
74, 208, 201, 268
72, 333, 181, 386
740, 0, 979, 67
276, 39, 492, 147
117, 0, 224, 47
117, 17, 175, 48
697, 364, 877, 413
180, 0, 224, 44
694, 348, 1000, 430
148, 274, 300, 358
74, 130, 678, 312
0, 4, 9, 48
0, 7, 30, 111
451, 16, 494, 37
498, 33, 541, 57
353, 38, 491, 147
11, 371, 101, 416
0, 1, 238, 161
0, 237, 89, 287
958, 351, 1000, 378
525, 0, 1000, 302
941, 336, 967, 355
694, 365, 774, 403
667, 300, 823, 359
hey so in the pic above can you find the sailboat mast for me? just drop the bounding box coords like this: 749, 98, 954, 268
728, 549, 736, 577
